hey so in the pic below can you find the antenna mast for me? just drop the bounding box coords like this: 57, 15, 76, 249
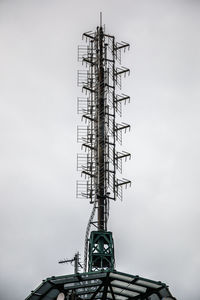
77, 22, 131, 272
26, 18, 177, 300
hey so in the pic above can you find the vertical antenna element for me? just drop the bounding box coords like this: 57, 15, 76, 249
100, 12, 102, 27
97, 25, 105, 231
77, 24, 131, 272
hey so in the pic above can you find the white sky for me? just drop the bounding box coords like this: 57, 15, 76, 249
0, 0, 200, 299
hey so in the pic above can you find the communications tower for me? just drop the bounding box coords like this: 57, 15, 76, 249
77, 16, 131, 273
26, 18, 176, 300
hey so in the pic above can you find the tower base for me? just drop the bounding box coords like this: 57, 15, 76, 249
88, 231, 115, 272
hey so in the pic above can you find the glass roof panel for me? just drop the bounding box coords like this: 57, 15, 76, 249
64, 282, 78, 289
107, 292, 113, 299
112, 286, 139, 297
112, 280, 146, 293
159, 287, 171, 297
114, 295, 128, 300
148, 294, 160, 300
64, 279, 101, 290
36, 282, 52, 294
110, 273, 133, 283
136, 279, 162, 289
79, 295, 91, 300
80, 292, 104, 300
81, 272, 107, 280
76, 285, 100, 295
52, 276, 78, 283
96, 292, 103, 298
45, 289, 60, 299
51, 278, 77, 285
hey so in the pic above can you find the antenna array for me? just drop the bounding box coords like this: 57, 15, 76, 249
77, 25, 131, 271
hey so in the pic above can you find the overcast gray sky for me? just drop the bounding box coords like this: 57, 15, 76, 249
0, 0, 200, 299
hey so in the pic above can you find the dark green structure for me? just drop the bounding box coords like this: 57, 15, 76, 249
26, 270, 176, 300
88, 231, 115, 272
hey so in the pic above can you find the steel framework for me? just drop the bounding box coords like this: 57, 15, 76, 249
25, 270, 176, 300
77, 22, 131, 272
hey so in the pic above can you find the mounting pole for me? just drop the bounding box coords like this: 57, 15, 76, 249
97, 25, 105, 231
100, 12, 102, 27
58, 252, 82, 274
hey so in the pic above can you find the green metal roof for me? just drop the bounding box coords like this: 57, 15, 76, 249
25, 270, 176, 300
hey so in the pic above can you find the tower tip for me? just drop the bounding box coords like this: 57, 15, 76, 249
100, 12, 102, 27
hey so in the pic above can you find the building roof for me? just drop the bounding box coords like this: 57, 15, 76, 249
25, 270, 176, 300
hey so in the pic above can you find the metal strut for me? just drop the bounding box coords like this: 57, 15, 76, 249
97, 26, 106, 231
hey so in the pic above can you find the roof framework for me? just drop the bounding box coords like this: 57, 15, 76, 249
25, 270, 176, 300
